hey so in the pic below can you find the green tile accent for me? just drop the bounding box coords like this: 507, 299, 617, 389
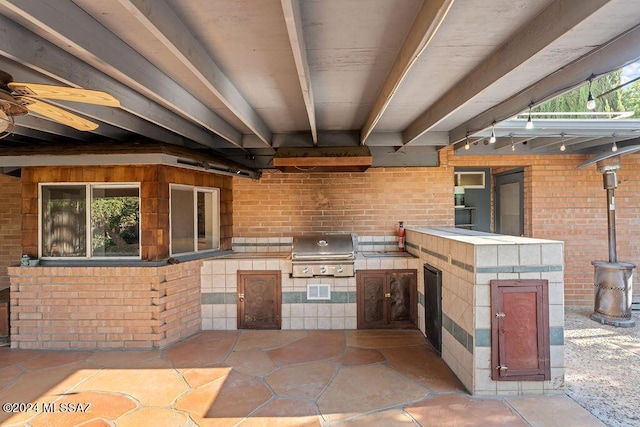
417, 291, 425, 307
550, 327, 564, 345
475, 328, 491, 347
282, 291, 355, 304
282, 292, 306, 303
203, 291, 357, 305
202, 292, 231, 304
406, 242, 419, 250
477, 265, 563, 274
442, 313, 473, 355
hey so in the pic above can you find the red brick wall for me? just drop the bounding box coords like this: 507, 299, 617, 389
445, 148, 640, 305
233, 167, 454, 236
0, 174, 22, 290
8, 261, 201, 349
234, 148, 640, 305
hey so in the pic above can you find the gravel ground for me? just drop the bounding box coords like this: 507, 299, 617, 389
564, 306, 640, 427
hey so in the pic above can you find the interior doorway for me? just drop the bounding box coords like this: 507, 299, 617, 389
494, 169, 524, 236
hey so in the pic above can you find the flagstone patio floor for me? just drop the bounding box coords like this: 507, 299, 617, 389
0, 327, 607, 426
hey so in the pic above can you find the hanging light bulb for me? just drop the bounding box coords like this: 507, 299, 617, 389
510, 133, 515, 151
560, 133, 566, 152
489, 122, 496, 143
464, 133, 470, 150
525, 104, 534, 130
611, 132, 618, 152
586, 76, 596, 110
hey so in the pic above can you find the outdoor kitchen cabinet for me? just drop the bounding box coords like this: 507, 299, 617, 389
356, 269, 417, 329
237, 270, 282, 330
490, 279, 551, 381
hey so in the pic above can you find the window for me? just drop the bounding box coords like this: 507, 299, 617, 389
170, 185, 220, 255
40, 183, 140, 258
454, 171, 485, 189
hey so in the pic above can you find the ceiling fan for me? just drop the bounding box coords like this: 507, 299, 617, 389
0, 70, 120, 137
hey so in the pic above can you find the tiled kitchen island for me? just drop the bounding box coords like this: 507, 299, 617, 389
405, 227, 565, 396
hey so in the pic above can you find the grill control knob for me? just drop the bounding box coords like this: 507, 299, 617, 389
320, 266, 327, 274
337, 266, 344, 273
303, 267, 309, 274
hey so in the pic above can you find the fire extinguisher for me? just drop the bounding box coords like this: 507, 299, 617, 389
398, 221, 405, 252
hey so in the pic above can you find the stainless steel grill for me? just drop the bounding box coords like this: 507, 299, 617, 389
291, 233, 356, 277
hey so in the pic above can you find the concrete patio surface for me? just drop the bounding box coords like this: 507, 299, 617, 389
0, 309, 630, 426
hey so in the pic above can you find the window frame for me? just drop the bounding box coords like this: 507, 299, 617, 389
39, 182, 142, 260
169, 184, 221, 256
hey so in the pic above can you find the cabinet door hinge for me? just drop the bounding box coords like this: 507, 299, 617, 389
495, 312, 506, 318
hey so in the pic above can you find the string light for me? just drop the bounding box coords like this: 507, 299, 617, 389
560, 133, 566, 152
586, 75, 596, 110
611, 132, 618, 152
525, 104, 534, 130
489, 122, 496, 143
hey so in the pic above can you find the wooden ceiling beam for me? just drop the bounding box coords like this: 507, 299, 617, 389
119, 0, 273, 148
0, 0, 245, 148
405, 0, 612, 146
360, 0, 454, 145
281, 0, 317, 145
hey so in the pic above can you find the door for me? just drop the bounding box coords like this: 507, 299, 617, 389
495, 170, 524, 236
237, 271, 281, 329
357, 271, 389, 329
357, 270, 417, 329
490, 279, 550, 381
424, 264, 442, 354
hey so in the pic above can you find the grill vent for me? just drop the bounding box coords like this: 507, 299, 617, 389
307, 284, 331, 300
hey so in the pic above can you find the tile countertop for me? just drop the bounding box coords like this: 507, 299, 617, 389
207, 251, 416, 259
405, 227, 563, 245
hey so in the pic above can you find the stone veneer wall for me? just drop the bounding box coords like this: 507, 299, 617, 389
406, 228, 565, 396
8, 261, 202, 349
201, 255, 420, 330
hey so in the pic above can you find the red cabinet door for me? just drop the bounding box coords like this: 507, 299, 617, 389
237, 271, 281, 330
491, 279, 550, 381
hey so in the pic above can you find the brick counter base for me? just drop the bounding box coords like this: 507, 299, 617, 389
7, 261, 202, 349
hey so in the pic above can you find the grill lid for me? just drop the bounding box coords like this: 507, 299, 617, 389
291, 233, 355, 260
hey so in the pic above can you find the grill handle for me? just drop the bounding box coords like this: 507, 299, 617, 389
292, 253, 354, 260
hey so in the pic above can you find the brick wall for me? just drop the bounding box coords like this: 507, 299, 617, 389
0, 174, 21, 290
8, 261, 201, 349
234, 148, 640, 305
21, 165, 233, 260
233, 167, 454, 236
445, 148, 640, 305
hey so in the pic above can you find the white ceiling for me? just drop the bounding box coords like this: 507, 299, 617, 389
1, 0, 640, 171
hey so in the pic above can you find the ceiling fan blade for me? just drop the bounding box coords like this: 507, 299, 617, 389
22, 97, 99, 131
8, 82, 120, 107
